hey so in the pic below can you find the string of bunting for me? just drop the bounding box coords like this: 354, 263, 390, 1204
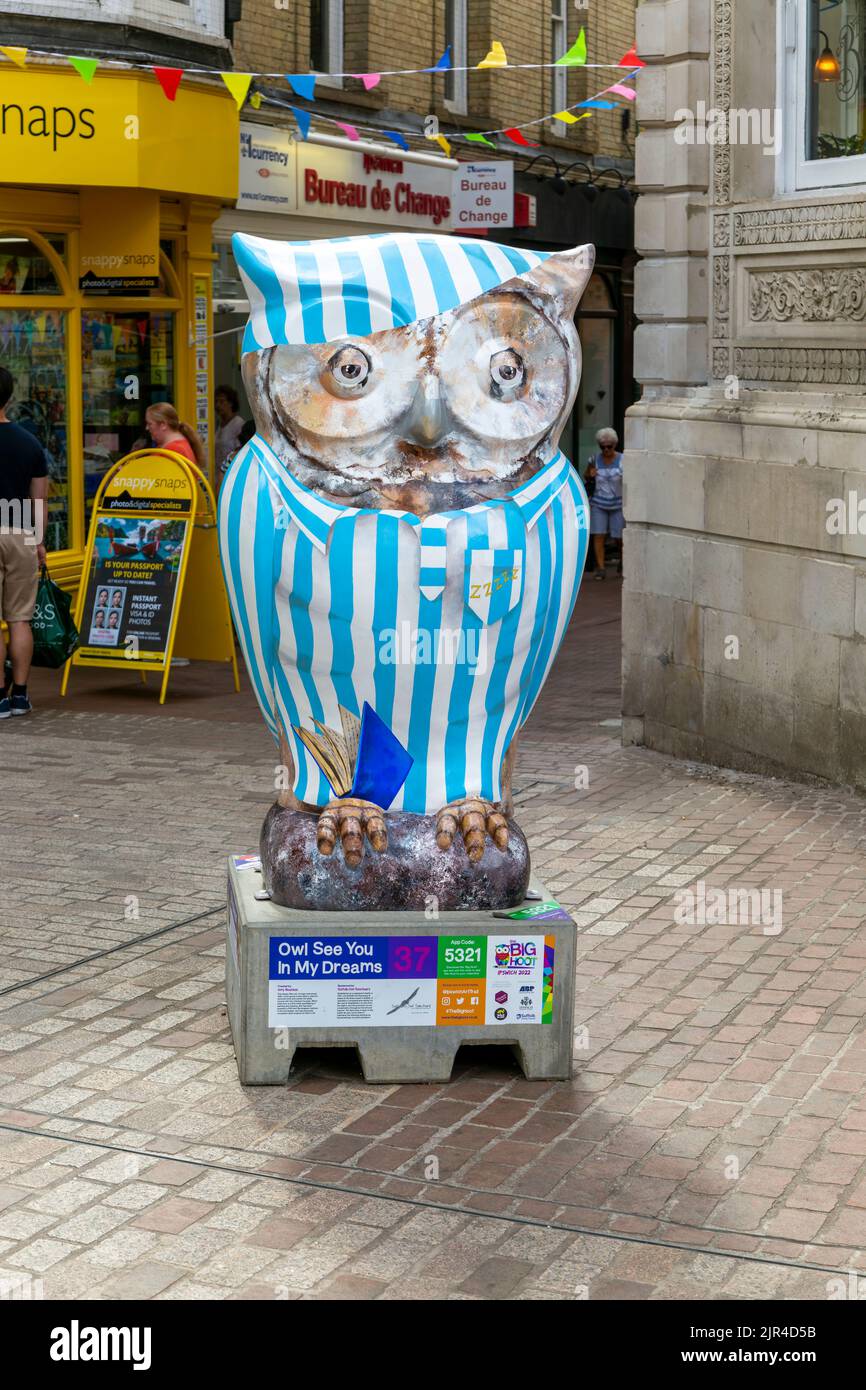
0, 36, 642, 154
280, 62, 638, 158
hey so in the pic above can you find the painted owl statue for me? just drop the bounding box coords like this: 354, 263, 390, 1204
219, 231, 593, 911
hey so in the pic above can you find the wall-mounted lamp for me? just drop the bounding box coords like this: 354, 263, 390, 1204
814, 30, 841, 82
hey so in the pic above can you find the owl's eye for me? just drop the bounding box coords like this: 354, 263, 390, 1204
325, 345, 371, 396
490, 349, 525, 396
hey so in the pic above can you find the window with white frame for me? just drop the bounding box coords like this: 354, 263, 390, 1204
782, 0, 866, 190
444, 0, 467, 114
551, 0, 568, 132
310, 0, 344, 86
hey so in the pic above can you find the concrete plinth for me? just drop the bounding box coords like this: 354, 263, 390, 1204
225, 855, 576, 1085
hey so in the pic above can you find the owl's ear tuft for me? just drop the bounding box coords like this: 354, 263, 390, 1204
518, 244, 596, 319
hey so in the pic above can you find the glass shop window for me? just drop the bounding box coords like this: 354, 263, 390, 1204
0, 235, 65, 295
0, 307, 69, 550
808, 0, 866, 161
81, 310, 174, 518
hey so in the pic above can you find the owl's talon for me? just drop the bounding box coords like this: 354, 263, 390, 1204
435, 798, 510, 859
315, 799, 388, 867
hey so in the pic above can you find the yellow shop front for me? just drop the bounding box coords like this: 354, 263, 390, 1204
0, 64, 239, 591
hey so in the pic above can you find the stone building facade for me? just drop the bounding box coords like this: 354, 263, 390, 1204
625, 0, 866, 788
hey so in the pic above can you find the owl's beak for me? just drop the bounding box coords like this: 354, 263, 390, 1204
403, 375, 449, 448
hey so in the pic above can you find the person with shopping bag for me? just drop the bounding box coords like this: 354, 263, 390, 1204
0, 366, 48, 717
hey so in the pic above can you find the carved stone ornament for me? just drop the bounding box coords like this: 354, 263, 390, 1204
733, 346, 866, 385
734, 203, 866, 247
749, 269, 866, 323
712, 0, 733, 205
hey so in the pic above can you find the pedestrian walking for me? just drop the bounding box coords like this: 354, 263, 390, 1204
0, 365, 48, 717
586, 426, 624, 580
145, 402, 206, 472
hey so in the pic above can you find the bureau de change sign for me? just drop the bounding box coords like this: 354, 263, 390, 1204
452, 160, 514, 230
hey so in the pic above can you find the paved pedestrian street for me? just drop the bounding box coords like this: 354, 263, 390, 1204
2, 583, 865, 1301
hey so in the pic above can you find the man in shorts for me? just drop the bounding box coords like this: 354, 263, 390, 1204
0, 366, 48, 717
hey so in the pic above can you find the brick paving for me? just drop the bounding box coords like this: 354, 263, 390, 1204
2, 578, 866, 1299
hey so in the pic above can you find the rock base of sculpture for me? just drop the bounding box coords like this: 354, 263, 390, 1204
226, 853, 576, 1085
261, 803, 530, 912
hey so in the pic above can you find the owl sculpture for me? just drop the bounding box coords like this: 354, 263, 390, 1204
219, 231, 592, 909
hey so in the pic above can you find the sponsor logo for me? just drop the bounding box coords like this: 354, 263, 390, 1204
494, 940, 538, 969
495, 990, 508, 1004
494, 1007, 507, 1020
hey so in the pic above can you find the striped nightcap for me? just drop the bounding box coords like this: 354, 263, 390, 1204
232, 230, 557, 352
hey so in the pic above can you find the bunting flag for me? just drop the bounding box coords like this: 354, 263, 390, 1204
552, 110, 591, 125
503, 127, 539, 147
619, 45, 646, 68
428, 133, 451, 157
291, 106, 312, 140
383, 130, 409, 151
466, 132, 496, 146
152, 66, 183, 101
429, 47, 451, 72
605, 82, 636, 100
555, 29, 586, 66
578, 99, 617, 110
222, 72, 252, 108
356, 73, 381, 90
336, 121, 361, 141
0, 46, 28, 68
286, 73, 316, 100
477, 41, 507, 69
68, 56, 98, 83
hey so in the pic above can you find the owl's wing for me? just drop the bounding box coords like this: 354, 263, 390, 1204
217, 443, 280, 742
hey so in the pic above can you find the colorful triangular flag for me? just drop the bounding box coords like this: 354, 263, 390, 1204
152, 66, 183, 101
336, 121, 360, 141
503, 128, 539, 147
430, 47, 451, 72
383, 130, 410, 151
466, 132, 496, 146
291, 106, 312, 141
427, 133, 451, 157
286, 73, 316, 101
355, 73, 381, 90
555, 29, 586, 66
552, 110, 591, 125
477, 41, 507, 69
222, 73, 252, 109
605, 83, 637, 100
0, 46, 28, 68
68, 56, 98, 83
577, 99, 617, 110
619, 45, 646, 68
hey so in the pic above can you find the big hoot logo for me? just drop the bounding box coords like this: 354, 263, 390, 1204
219, 230, 593, 899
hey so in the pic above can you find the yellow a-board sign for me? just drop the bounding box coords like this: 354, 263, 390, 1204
60, 449, 239, 704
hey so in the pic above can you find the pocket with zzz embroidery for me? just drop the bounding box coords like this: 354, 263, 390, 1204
463, 548, 525, 624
